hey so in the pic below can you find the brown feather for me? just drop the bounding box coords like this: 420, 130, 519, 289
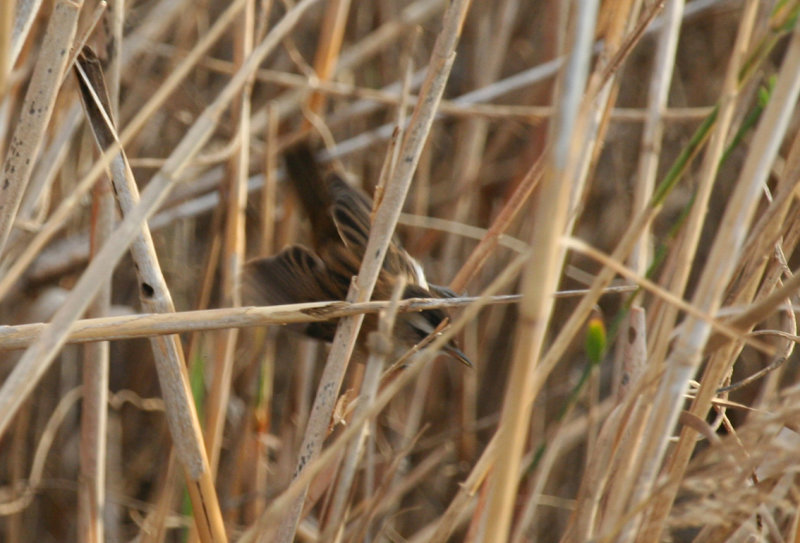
243, 142, 471, 366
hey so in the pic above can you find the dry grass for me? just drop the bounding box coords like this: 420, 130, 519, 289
2, 0, 800, 541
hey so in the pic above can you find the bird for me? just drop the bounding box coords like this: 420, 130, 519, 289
243, 142, 471, 367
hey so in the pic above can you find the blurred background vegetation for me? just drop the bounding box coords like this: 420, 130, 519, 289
1, 0, 799, 541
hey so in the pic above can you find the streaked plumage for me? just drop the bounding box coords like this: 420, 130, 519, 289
244, 142, 470, 366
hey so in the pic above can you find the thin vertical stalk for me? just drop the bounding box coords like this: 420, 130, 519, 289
306, 0, 351, 118
481, 1, 599, 540
0, 0, 84, 256
0, 0, 12, 97
77, 6, 124, 541
630, 0, 684, 274
205, 0, 254, 477
633, 23, 800, 543
77, 100, 114, 543
273, 1, 473, 540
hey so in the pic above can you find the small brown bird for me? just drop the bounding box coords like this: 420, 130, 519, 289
244, 142, 470, 366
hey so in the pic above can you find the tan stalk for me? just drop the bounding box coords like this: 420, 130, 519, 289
0, 0, 250, 303
0, 2, 318, 540
204, 0, 254, 478
306, 0, 351, 119
74, 48, 227, 543
633, 22, 800, 543
0, 295, 519, 351
273, 2, 473, 538
0, 0, 84, 256
629, 0, 684, 278
481, 2, 599, 540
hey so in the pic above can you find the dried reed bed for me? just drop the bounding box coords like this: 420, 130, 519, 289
1, 0, 800, 541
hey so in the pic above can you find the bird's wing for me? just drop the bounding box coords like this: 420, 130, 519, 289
243, 245, 340, 341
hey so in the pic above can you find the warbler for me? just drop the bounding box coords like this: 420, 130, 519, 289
243, 142, 470, 366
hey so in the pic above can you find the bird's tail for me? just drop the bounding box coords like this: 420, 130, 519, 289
283, 142, 338, 248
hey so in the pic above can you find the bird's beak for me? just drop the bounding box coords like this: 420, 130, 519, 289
444, 343, 473, 368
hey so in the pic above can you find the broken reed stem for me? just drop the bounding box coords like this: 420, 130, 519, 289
0, 3, 317, 542
8, 1, 800, 541
0, 0, 250, 304
75, 47, 227, 543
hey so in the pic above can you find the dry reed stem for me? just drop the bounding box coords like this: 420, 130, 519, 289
305, 0, 351, 120
9, 0, 43, 69
76, 48, 227, 543
77, 172, 112, 543
482, 2, 599, 539
204, 0, 254, 480
0, 0, 83, 256
6, 1, 800, 540
0, 295, 518, 351
240, 241, 528, 543
274, 3, 472, 537
630, 0, 684, 275
0, 0, 12, 98
77, 100, 114, 543
260, 102, 278, 254
634, 21, 800, 543
0, 0, 250, 303
76, 8, 122, 539
14, 104, 80, 227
